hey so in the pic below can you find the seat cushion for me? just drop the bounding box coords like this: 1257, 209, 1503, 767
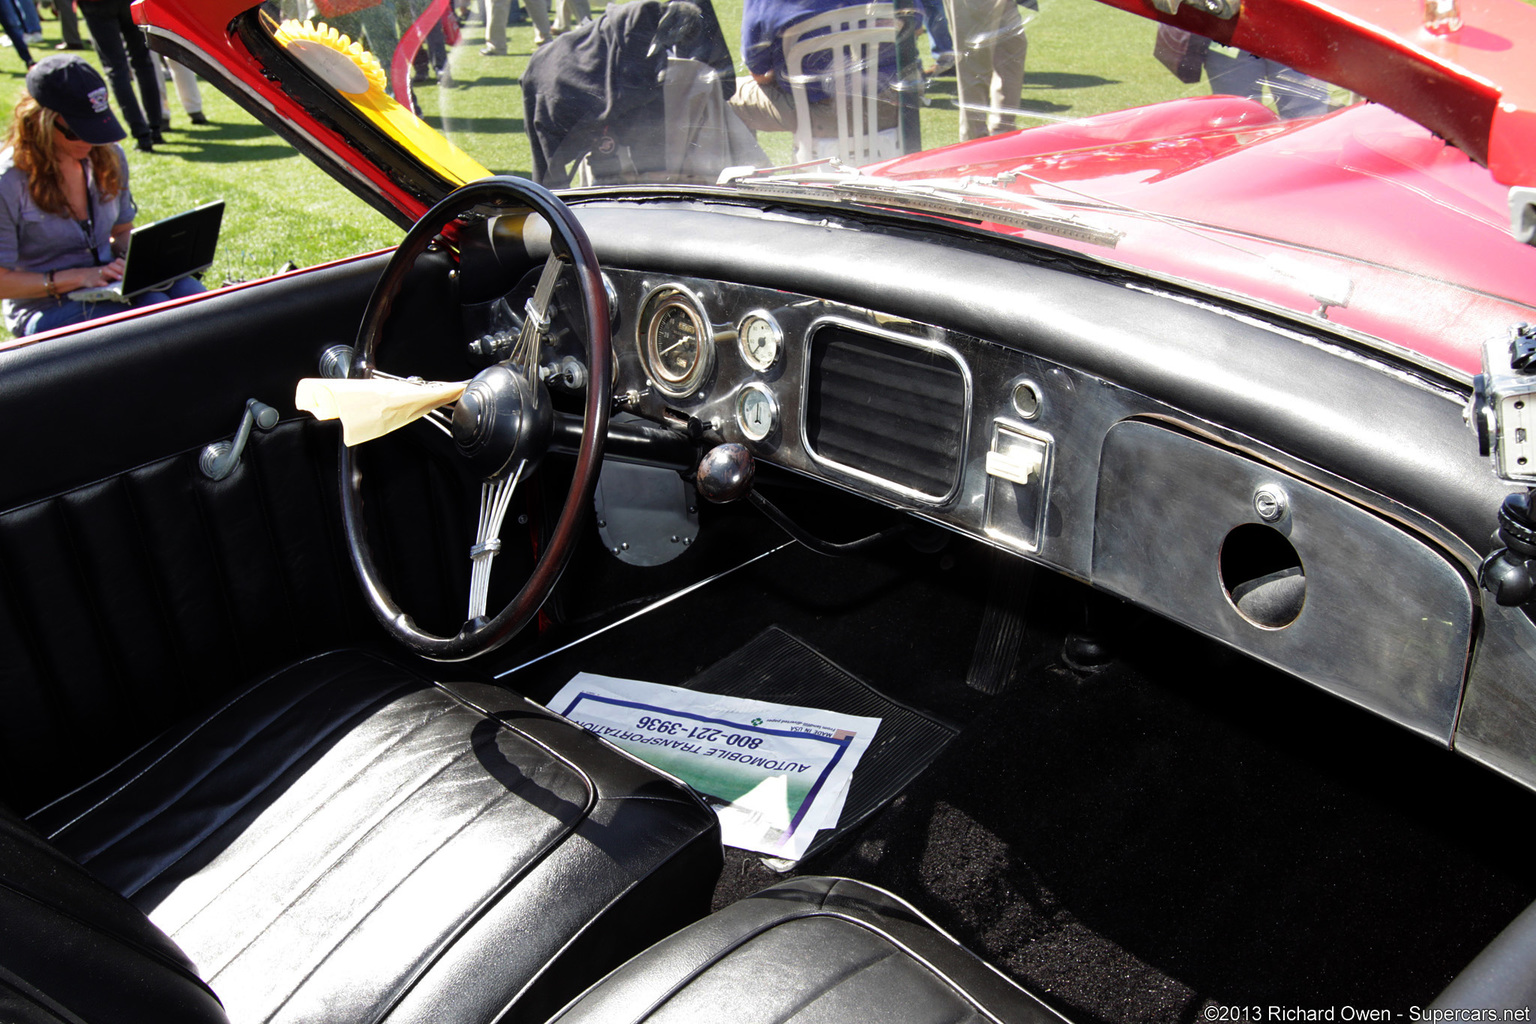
25, 650, 723, 1024
548, 876, 1069, 1024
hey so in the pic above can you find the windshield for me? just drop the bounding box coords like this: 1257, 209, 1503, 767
260, 0, 1536, 375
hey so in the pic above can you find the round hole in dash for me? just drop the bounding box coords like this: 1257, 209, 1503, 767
1219, 522, 1306, 629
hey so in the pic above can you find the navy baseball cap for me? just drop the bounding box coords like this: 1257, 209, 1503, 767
25, 55, 126, 146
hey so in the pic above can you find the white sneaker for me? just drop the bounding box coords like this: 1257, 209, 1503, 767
25, 32, 43, 44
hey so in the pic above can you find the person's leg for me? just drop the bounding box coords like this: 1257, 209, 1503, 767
129, 275, 205, 312
727, 76, 799, 133
985, 0, 1025, 135
426, 23, 445, 71
483, 0, 508, 52
79, 1, 150, 143
55, 0, 83, 48
0, 0, 33, 65
111, 0, 164, 136
920, 0, 952, 66
552, 0, 585, 32
16, 0, 40, 38
949, 0, 995, 140
169, 59, 204, 118
522, 0, 551, 46
19, 298, 121, 336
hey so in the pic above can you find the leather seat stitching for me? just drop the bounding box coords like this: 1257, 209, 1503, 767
31, 651, 370, 834
232, 766, 549, 1020
62, 662, 415, 864
198, 738, 509, 984
120, 693, 456, 901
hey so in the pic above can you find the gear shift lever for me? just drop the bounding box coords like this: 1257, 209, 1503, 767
695, 443, 755, 503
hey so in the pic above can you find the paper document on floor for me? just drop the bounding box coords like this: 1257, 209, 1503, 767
550, 673, 881, 860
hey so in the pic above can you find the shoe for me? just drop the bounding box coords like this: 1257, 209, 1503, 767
924, 52, 956, 78
25, 32, 43, 44
135, 136, 154, 153
437, 69, 454, 88
55, 41, 85, 49
189, 111, 207, 125
151, 129, 166, 145
479, 43, 504, 55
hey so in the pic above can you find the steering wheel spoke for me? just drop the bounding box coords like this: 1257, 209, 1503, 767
508, 252, 565, 389
340, 177, 612, 661
468, 464, 526, 622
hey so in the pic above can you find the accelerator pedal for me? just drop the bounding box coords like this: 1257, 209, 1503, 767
966, 558, 1034, 695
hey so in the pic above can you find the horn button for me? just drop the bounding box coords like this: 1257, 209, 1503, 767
451, 364, 554, 480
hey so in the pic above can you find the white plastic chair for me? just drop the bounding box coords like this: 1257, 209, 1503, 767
782, 2, 901, 165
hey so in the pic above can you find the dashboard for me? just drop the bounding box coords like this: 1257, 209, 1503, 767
489, 260, 1477, 751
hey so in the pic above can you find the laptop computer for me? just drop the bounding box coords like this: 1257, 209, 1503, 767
67, 200, 224, 303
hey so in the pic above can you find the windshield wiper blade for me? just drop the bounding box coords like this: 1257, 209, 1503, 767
725, 173, 1124, 249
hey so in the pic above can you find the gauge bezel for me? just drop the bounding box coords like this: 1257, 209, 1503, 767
738, 310, 784, 372
638, 285, 715, 398
736, 382, 779, 442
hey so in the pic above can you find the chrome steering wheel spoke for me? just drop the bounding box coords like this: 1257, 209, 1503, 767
508, 253, 565, 394
468, 461, 526, 622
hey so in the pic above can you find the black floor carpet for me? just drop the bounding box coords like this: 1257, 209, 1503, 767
499, 535, 1536, 1023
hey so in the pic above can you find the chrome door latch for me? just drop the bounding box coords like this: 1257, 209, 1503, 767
200, 398, 280, 481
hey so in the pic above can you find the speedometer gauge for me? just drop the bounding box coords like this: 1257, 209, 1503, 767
738, 311, 783, 371
652, 302, 701, 381
640, 288, 715, 397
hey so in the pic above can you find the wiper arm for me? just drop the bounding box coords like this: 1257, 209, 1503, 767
724, 171, 1124, 248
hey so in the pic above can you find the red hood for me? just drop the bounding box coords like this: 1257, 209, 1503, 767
869, 99, 1536, 375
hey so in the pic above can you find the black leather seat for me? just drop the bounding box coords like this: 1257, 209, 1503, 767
546, 876, 1070, 1023
1, 650, 722, 1024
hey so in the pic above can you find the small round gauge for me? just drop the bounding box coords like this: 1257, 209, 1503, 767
737, 383, 779, 442
640, 290, 715, 397
738, 311, 783, 372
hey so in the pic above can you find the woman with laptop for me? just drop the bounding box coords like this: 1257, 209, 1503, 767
0, 55, 204, 337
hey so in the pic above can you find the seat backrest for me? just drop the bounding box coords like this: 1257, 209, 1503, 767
782, 2, 900, 166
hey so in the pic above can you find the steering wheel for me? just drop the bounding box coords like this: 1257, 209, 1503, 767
341, 176, 611, 661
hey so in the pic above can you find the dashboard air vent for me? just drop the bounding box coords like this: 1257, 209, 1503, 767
805, 324, 967, 500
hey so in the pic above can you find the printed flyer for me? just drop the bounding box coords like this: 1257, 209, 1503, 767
549, 673, 881, 860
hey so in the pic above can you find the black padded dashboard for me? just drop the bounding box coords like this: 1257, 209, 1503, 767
539, 195, 1506, 560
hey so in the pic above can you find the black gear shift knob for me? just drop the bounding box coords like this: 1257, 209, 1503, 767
696, 443, 755, 503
